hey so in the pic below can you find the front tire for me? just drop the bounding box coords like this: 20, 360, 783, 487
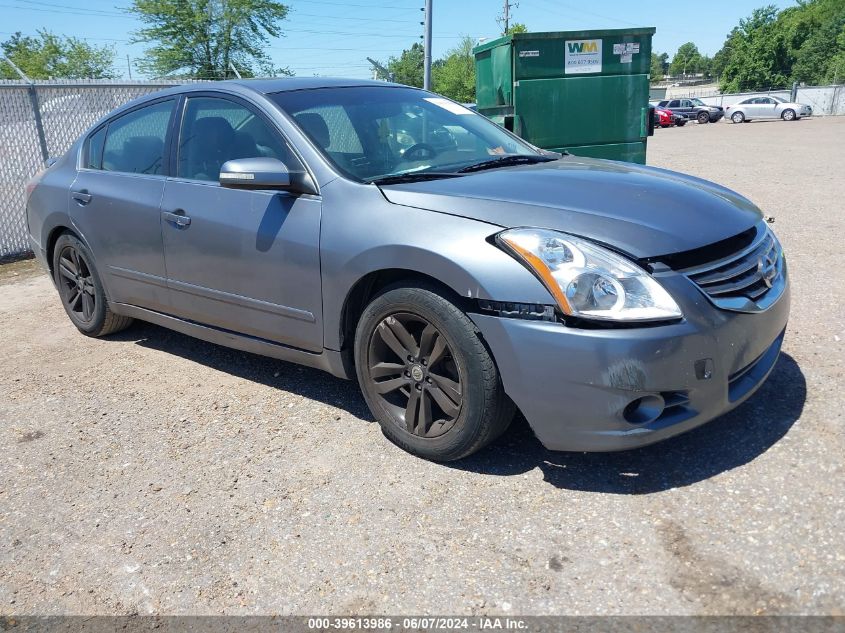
697, 111, 710, 124
782, 108, 796, 121
52, 233, 133, 337
354, 285, 514, 461
732, 111, 745, 124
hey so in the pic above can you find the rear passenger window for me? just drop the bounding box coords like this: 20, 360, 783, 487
85, 126, 106, 170
102, 100, 174, 175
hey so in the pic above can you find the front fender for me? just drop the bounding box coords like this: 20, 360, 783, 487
319, 180, 551, 351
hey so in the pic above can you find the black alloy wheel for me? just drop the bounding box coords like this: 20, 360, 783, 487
354, 285, 514, 461
366, 312, 463, 438
57, 244, 97, 323
51, 232, 133, 336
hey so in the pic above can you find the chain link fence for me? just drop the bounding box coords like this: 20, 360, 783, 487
0, 80, 197, 257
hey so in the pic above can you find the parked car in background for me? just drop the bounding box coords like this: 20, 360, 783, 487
725, 96, 812, 123
658, 98, 724, 124
654, 107, 674, 128
26, 79, 789, 462
650, 102, 687, 128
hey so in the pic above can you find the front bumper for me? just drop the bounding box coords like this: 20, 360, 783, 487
471, 273, 790, 452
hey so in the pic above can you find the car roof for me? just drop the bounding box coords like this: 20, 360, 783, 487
89, 77, 408, 131
208, 77, 398, 94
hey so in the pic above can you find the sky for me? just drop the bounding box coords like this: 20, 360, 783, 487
3, 0, 798, 79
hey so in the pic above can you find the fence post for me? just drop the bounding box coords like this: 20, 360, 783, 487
1, 57, 49, 164
27, 85, 49, 164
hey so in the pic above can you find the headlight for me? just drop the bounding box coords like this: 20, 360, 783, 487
496, 228, 682, 322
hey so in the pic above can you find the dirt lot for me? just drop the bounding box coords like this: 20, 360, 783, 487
1, 116, 843, 616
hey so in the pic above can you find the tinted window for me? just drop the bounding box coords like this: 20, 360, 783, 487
102, 100, 174, 175
177, 96, 301, 182
85, 126, 106, 170
668, 100, 680, 108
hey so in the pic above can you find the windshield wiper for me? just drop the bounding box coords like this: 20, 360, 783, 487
369, 172, 462, 185
456, 154, 556, 174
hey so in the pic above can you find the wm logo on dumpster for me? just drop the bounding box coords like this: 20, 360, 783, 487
567, 41, 599, 53
564, 39, 602, 74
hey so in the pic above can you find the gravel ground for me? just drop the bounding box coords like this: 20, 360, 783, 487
1, 116, 843, 616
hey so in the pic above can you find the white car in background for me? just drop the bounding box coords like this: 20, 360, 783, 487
725, 96, 813, 123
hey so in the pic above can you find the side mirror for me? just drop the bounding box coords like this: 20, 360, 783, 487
219, 157, 315, 194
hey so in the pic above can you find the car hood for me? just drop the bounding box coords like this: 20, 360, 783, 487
379, 157, 762, 259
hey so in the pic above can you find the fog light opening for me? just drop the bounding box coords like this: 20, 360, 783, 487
623, 394, 665, 425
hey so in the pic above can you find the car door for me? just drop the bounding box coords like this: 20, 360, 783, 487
159, 93, 323, 352
757, 97, 778, 118
69, 98, 175, 313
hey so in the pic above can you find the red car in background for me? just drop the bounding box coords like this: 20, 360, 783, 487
653, 105, 687, 128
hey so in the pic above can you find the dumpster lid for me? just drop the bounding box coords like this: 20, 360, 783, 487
473, 28, 657, 55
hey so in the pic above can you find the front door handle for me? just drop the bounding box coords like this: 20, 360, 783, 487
71, 190, 92, 205
162, 210, 191, 227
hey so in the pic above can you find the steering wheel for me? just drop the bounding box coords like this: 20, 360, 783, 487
402, 143, 437, 162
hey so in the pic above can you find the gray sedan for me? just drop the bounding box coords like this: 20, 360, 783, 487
26, 79, 789, 461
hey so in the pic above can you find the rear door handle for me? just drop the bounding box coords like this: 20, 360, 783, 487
162, 210, 191, 227
71, 190, 92, 205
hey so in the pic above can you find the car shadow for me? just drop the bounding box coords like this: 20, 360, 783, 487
107, 320, 374, 420
107, 322, 805, 494
450, 353, 805, 494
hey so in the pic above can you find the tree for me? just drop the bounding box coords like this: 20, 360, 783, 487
669, 42, 703, 76
650, 52, 665, 81
716, 0, 845, 92
433, 36, 475, 102
382, 43, 424, 88
505, 23, 528, 35
0, 30, 116, 79
129, 0, 291, 79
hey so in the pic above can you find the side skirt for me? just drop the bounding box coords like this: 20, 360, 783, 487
110, 302, 353, 380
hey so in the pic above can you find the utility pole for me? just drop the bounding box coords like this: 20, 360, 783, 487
126, 55, 132, 80
497, 0, 518, 35
422, 0, 432, 90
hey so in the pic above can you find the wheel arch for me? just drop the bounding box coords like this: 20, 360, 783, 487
45, 224, 79, 276
339, 268, 472, 356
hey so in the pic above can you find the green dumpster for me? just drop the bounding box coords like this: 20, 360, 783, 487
474, 28, 657, 164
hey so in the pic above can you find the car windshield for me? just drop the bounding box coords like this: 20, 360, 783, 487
691, 98, 706, 106
771, 95, 787, 103
270, 86, 539, 182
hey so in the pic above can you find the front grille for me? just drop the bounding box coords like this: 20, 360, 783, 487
681, 226, 784, 311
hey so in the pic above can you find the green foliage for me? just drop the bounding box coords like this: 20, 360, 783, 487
650, 52, 667, 81
0, 30, 117, 79
129, 0, 291, 79
432, 36, 475, 103
669, 42, 704, 76
505, 23, 528, 35
716, 0, 845, 92
382, 42, 424, 88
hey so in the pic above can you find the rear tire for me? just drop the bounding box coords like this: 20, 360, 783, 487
697, 111, 710, 124
782, 108, 796, 121
52, 233, 133, 337
731, 111, 745, 124
354, 284, 514, 461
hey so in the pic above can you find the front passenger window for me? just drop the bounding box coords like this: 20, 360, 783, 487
177, 96, 302, 182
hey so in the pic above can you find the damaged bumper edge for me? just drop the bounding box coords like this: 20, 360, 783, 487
470, 276, 791, 452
